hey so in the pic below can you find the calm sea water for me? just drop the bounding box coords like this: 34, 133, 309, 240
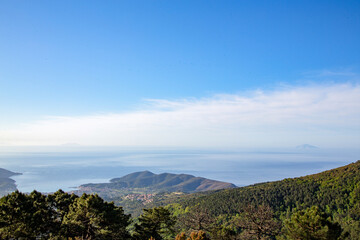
0, 147, 358, 193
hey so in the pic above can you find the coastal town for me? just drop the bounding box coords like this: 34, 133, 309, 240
123, 193, 155, 204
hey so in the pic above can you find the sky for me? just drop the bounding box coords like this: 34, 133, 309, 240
0, 0, 359, 148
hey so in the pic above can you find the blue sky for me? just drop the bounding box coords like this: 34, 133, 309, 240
0, 1, 359, 147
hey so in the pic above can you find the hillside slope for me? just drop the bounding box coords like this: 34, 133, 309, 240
177, 160, 360, 215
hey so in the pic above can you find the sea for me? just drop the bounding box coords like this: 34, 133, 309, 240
0, 146, 359, 193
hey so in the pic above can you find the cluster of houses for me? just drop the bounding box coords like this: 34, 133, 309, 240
123, 193, 155, 204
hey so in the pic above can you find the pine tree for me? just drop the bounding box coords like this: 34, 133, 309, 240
0, 190, 54, 239
62, 193, 131, 239
236, 204, 281, 240
133, 207, 176, 240
282, 206, 342, 240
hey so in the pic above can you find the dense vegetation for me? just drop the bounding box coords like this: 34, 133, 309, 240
179, 160, 360, 213
0, 161, 359, 239
0, 190, 131, 239
169, 160, 360, 239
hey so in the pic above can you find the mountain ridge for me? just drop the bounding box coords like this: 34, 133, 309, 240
80, 171, 236, 193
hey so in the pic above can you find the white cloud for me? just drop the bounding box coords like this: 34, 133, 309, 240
1, 83, 359, 148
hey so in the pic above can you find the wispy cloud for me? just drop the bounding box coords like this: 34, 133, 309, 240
1, 83, 359, 148
302, 68, 360, 80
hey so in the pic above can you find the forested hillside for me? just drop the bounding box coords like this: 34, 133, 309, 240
177, 160, 360, 216
168, 160, 360, 239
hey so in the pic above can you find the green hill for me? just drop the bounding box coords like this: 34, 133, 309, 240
177, 160, 359, 215
167, 160, 360, 238
80, 171, 236, 193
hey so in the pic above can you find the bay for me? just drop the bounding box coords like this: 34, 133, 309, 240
0, 146, 358, 193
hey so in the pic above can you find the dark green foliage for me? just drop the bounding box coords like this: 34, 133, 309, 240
133, 207, 176, 240
0, 190, 55, 239
48, 189, 78, 219
46, 189, 78, 235
209, 226, 237, 240
115, 198, 145, 217
282, 206, 342, 240
175, 161, 360, 238
177, 205, 214, 233
236, 204, 281, 240
63, 193, 131, 239
0, 190, 131, 239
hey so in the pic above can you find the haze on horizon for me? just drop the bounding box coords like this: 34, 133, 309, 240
0, 1, 359, 149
